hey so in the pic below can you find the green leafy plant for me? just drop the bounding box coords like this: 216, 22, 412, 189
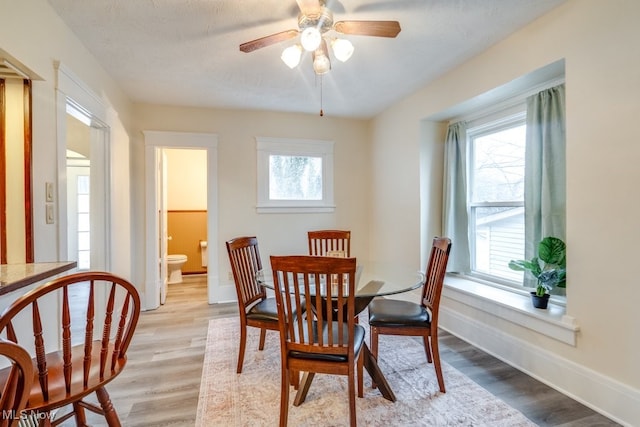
509, 236, 566, 296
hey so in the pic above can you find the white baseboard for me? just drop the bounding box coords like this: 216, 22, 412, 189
440, 306, 639, 427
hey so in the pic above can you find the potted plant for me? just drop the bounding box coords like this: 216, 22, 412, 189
508, 236, 566, 309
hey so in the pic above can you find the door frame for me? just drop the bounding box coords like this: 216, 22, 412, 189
143, 131, 219, 310
55, 63, 111, 271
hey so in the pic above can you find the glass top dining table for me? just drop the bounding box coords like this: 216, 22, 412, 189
256, 261, 425, 300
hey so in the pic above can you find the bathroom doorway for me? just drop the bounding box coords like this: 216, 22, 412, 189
162, 148, 207, 304
144, 131, 219, 310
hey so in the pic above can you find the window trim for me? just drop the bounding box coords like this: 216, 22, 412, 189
256, 136, 335, 214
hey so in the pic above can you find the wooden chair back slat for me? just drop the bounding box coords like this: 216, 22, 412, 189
112, 292, 131, 371
31, 300, 49, 402
100, 282, 117, 379
83, 280, 95, 387
62, 285, 72, 393
308, 230, 351, 257
5, 323, 16, 343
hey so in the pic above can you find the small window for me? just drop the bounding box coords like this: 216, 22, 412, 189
468, 109, 526, 285
257, 137, 334, 213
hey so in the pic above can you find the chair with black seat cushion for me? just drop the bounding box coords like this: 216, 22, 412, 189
270, 255, 363, 427
308, 230, 351, 258
368, 236, 451, 393
0, 271, 140, 426
226, 236, 280, 374
0, 338, 33, 427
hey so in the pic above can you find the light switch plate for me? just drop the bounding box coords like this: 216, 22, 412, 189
45, 182, 54, 202
46, 204, 54, 224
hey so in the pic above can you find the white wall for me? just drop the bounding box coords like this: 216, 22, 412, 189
132, 105, 371, 301
0, 0, 134, 277
166, 149, 207, 210
370, 0, 640, 424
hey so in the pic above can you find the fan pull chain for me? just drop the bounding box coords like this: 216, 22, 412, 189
319, 75, 324, 117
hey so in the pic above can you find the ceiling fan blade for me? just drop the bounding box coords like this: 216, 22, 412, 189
334, 20, 401, 38
296, 0, 322, 16
239, 29, 299, 53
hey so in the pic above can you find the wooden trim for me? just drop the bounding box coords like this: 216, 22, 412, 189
23, 80, 33, 263
0, 79, 6, 264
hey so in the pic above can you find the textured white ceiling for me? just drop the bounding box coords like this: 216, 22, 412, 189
47, 0, 566, 118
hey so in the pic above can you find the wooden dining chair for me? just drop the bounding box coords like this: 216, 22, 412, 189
308, 230, 351, 258
367, 237, 451, 393
270, 255, 363, 427
0, 271, 141, 426
0, 338, 34, 427
226, 236, 280, 374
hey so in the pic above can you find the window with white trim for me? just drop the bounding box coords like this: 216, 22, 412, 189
468, 107, 527, 286
256, 137, 335, 213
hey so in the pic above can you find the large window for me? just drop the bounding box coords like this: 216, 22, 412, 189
449, 83, 566, 295
256, 137, 334, 213
468, 110, 526, 285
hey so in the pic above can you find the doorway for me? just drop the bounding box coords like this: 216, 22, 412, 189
64, 103, 109, 271
56, 63, 113, 273
143, 131, 219, 310
160, 147, 207, 304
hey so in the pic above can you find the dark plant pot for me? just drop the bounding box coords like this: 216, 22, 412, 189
530, 292, 550, 309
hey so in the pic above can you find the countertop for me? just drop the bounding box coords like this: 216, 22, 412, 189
0, 262, 78, 295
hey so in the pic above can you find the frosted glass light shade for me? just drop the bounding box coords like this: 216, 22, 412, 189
331, 38, 354, 62
300, 27, 322, 51
313, 52, 331, 74
281, 45, 302, 69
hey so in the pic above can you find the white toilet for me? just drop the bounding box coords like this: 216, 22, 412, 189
167, 254, 188, 284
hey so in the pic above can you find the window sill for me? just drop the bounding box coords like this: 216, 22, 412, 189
443, 274, 579, 346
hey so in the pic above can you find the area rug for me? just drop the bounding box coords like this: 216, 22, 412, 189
196, 315, 537, 427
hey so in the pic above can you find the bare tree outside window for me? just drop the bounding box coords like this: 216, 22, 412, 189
256, 137, 334, 213
472, 125, 525, 203
269, 155, 322, 200
470, 122, 526, 283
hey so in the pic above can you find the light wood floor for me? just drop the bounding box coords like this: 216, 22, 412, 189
70, 275, 618, 427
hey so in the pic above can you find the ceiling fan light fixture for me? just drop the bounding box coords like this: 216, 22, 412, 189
331, 38, 354, 62
281, 44, 302, 69
313, 54, 331, 74
312, 42, 331, 75
300, 27, 322, 51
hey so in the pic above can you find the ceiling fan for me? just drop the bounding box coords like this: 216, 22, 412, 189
239, 0, 401, 75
